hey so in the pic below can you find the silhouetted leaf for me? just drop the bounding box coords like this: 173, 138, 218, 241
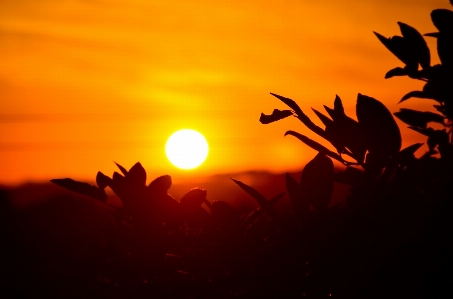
300, 153, 334, 211
323, 96, 367, 163
128, 162, 146, 186
284, 130, 345, 163
334, 95, 345, 116
323, 124, 346, 157
323, 105, 336, 120
394, 108, 445, 128
408, 126, 431, 136
114, 162, 128, 176
180, 188, 207, 208
323, 96, 346, 121
399, 90, 433, 103
431, 9, 453, 33
334, 167, 364, 186
96, 171, 111, 189
356, 94, 401, 156
424, 32, 439, 38
259, 109, 293, 124
270, 93, 303, 117
385, 67, 408, 78
270, 93, 327, 139
374, 31, 417, 70
51, 178, 107, 202
399, 143, 424, 156
316, 105, 350, 156
312, 108, 333, 127
148, 175, 172, 195
285, 173, 309, 218
398, 22, 430, 69
231, 178, 268, 207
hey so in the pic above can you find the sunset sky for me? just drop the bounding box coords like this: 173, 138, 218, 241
0, 0, 450, 185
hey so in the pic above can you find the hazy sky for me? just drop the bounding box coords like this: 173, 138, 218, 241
0, 0, 450, 185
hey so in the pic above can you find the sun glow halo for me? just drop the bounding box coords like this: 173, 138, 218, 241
165, 129, 209, 170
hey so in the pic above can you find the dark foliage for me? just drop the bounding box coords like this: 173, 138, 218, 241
3, 2, 453, 298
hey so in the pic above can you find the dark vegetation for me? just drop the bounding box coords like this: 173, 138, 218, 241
2, 3, 453, 298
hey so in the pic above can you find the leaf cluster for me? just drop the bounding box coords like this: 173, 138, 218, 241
260, 2, 453, 221
375, 10, 453, 126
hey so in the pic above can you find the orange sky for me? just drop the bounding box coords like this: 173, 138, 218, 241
0, 0, 450, 185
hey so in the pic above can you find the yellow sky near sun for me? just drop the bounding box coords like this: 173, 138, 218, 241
0, 0, 450, 185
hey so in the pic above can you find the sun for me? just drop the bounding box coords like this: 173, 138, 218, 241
165, 129, 209, 170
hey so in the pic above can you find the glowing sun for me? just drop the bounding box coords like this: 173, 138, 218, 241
165, 129, 209, 170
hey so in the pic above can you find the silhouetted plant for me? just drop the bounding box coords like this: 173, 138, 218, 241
260, 3, 453, 218
39, 2, 453, 298
374, 8, 453, 149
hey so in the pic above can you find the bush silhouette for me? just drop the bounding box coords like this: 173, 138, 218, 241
32, 1, 453, 298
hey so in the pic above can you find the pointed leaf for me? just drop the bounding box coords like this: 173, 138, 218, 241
270, 93, 327, 139
286, 173, 309, 217
270, 92, 303, 117
114, 162, 128, 176
408, 126, 431, 136
356, 94, 401, 156
312, 108, 333, 127
323, 105, 336, 120
284, 130, 345, 163
231, 178, 268, 207
51, 178, 107, 202
394, 108, 445, 128
300, 153, 334, 211
259, 109, 293, 124
96, 171, 111, 189
385, 67, 409, 78
424, 32, 439, 38
374, 32, 417, 69
128, 162, 146, 186
399, 90, 433, 103
334, 95, 345, 117
398, 22, 430, 69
